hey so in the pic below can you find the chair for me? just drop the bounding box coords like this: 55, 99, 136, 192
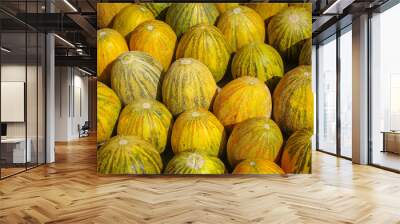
78, 121, 90, 138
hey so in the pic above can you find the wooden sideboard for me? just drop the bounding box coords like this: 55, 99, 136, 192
382, 131, 400, 154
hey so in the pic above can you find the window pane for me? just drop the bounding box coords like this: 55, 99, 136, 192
1, 30, 28, 177
27, 31, 38, 169
318, 36, 337, 154
340, 28, 352, 158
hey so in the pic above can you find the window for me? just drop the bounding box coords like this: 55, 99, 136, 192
390, 74, 400, 130
0, 1, 47, 179
370, 3, 400, 171
317, 36, 337, 154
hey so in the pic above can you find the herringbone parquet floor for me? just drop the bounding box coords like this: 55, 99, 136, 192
1, 136, 400, 224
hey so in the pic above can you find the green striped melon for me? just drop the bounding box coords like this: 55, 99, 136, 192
162, 58, 217, 116
129, 20, 177, 71
299, 38, 312, 65
97, 135, 163, 174
273, 65, 313, 136
268, 7, 312, 63
165, 3, 219, 38
112, 5, 154, 40
117, 99, 173, 153
232, 159, 284, 174
215, 3, 239, 13
143, 3, 171, 19
227, 117, 283, 167
111, 51, 163, 105
281, 130, 312, 174
97, 28, 129, 84
213, 76, 272, 128
165, 152, 225, 174
217, 6, 265, 52
176, 24, 231, 82
171, 108, 226, 157
97, 82, 121, 144
97, 3, 131, 28
244, 3, 288, 21
231, 42, 284, 91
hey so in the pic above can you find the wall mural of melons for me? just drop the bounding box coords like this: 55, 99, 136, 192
97, 2, 313, 175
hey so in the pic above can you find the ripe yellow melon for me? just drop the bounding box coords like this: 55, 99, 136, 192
112, 5, 154, 40
213, 76, 272, 128
97, 28, 129, 84
97, 3, 131, 28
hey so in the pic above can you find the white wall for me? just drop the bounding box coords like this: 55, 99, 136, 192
55, 66, 70, 141
72, 73, 89, 138
54, 66, 89, 141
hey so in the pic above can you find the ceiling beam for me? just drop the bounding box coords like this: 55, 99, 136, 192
322, 0, 356, 15
66, 13, 96, 46
55, 55, 95, 71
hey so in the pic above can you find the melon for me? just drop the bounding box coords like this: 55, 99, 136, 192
162, 58, 217, 116
112, 5, 154, 40
111, 51, 163, 105
273, 65, 313, 136
217, 6, 265, 52
97, 3, 131, 28
215, 3, 239, 13
171, 108, 226, 157
129, 20, 177, 71
166, 3, 219, 38
281, 130, 312, 174
232, 159, 284, 174
299, 38, 312, 65
227, 117, 283, 166
213, 76, 272, 128
176, 24, 231, 82
244, 3, 288, 21
231, 42, 284, 91
268, 7, 312, 63
143, 3, 171, 19
289, 3, 313, 11
165, 152, 225, 174
97, 135, 163, 174
117, 99, 173, 153
97, 28, 129, 84
97, 82, 121, 144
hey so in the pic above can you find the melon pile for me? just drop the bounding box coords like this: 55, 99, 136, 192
97, 3, 313, 175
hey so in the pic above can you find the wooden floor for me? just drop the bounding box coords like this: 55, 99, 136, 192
373, 150, 400, 171
0, 136, 400, 223
1, 167, 26, 178
1, 163, 44, 178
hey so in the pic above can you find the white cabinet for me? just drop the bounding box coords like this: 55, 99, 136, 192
1, 138, 32, 163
